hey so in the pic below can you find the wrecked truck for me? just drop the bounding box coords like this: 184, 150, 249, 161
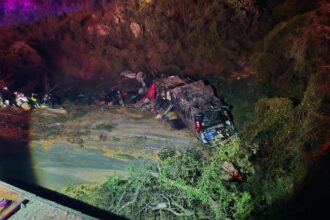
155, 76, 236, 144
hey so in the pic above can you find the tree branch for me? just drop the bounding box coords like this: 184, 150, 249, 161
119, 184, 141, 211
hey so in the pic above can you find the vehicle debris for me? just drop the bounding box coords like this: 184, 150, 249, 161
153, 75, 236, 144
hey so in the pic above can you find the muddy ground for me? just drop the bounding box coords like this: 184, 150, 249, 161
0, 104, 201, 192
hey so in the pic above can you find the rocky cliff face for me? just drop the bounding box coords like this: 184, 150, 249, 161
0, 0, 260, 90
0, 0, 324, 98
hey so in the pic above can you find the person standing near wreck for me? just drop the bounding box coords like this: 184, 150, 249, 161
28, 93, 40, 109
136, 82, 156, 111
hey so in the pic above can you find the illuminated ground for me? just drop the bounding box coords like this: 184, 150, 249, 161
14, 105, 200, 191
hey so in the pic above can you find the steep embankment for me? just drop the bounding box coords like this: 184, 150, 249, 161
0, 0, 260, 89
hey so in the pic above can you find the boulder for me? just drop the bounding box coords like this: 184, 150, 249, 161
130, 22, 142, 38
221, 161, 242, 181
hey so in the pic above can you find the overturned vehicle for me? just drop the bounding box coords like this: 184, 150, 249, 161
155, 76, 236, 144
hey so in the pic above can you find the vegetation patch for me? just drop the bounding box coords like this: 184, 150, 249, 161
66, 135, 258, 219
94, 123, 118, 132
62, 183, 101, 207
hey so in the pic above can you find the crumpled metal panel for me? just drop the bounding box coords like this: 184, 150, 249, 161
156, 76, 236, 144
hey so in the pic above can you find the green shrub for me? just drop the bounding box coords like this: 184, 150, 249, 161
66, 136, 258, 219
244, 69, 329, 216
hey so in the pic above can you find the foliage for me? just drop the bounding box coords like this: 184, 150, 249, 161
244, 97, 302, 212
245, 5, 329, 215
191, 136, 257, 219
243, 68, 330, 216
63, 183, 100, 204
252, 13, 311, 99
252, 2, 329, 100
96, 164, 160, 218
245, 97, 294, 143
66, 136, 258, 219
